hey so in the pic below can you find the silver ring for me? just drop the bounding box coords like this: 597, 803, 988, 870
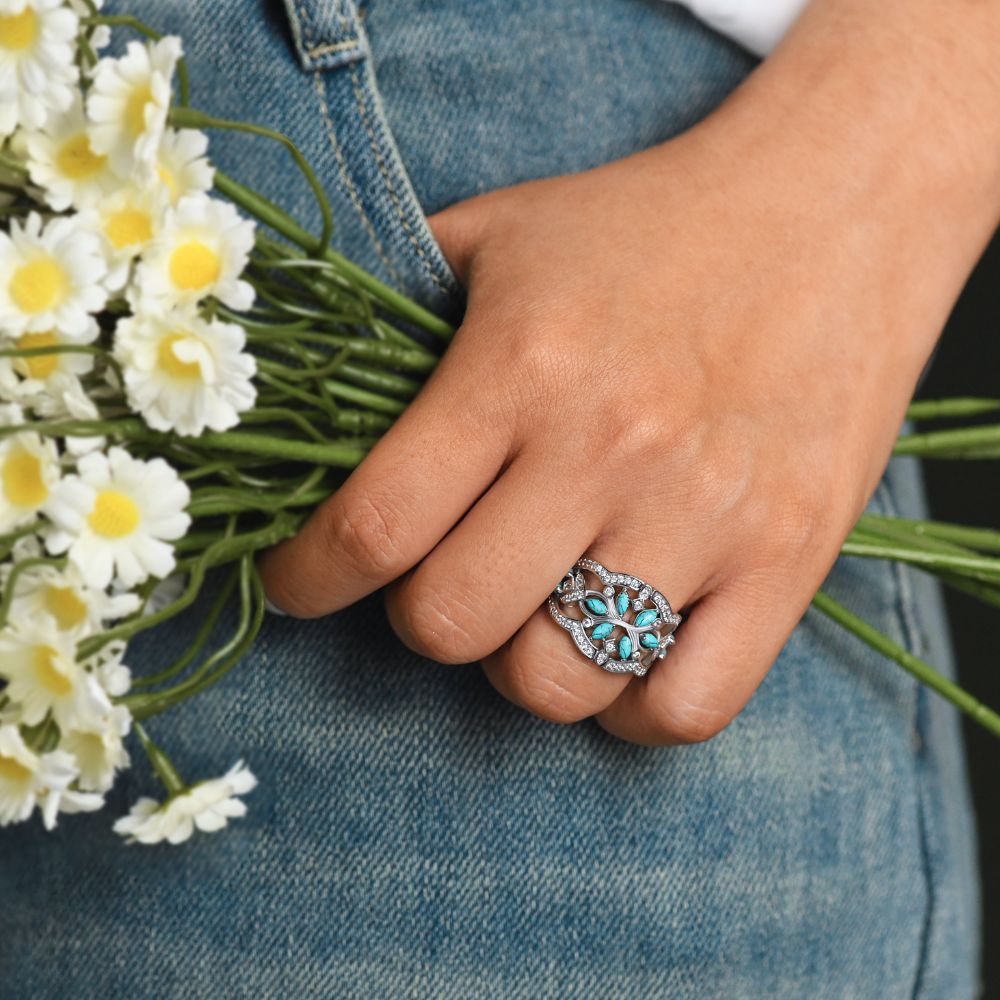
547, 558, 681, 677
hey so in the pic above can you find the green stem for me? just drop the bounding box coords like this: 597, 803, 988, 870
213, 172, 454, 340
858, 513, 1000, 555
839, 538, 1000, 584
894, 423, 1000, 457
134, 723, 186, 796
811, 590, 1000, 739
905, 397, 1000, 421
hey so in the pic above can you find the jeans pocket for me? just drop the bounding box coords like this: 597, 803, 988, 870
280, 0, 463, 322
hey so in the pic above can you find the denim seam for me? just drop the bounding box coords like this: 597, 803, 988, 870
873, 475, 937, 1000
346, 60, 451, 295
307, 39, 359, 60
302, 64, 404, 285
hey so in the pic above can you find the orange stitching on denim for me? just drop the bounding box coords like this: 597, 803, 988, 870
347, 60, 451, 294
306, 39, 359, 60
311, 70, 404, 285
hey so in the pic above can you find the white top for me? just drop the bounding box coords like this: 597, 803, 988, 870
677, 0, 809, 56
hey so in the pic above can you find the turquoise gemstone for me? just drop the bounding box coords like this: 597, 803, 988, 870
591, 622, 614, 640
634, 609, 657, 628
618, 635, 633, 660
585, 598, 608, 616
616, 591, 629, 616
640, 633, 660, 649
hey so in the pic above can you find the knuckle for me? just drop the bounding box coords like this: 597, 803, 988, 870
646, 692, 733, 745
328, 489, 409, 578
396, 584, 484, 664
500, 654, 595, 725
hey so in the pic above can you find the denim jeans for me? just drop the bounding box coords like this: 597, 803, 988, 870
0, 2, 980, 997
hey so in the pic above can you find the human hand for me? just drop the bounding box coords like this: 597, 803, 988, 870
260, 0, 1000, 743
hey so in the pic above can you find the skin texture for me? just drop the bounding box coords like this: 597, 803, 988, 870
260, 0, 1000, 745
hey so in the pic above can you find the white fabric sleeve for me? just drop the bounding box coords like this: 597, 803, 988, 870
677, 0, 810, 56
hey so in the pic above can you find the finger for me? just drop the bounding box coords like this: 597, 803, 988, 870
258, 350, 512, 618
384, 452, 604, 665
596, 574, 808, 746
480, 533, 713, 726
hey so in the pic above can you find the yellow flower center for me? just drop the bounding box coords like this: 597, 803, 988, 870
34, 645, 72, 697
168, 240, 220, 292
56, 133, 107, 180
2, 446, 47, 508
158, 164, 179, 202
0, 755, 32, 784
0, 8, 37, 51
157, 333, 203, 380
105, 207, 153, 251
88, 489, 140, 539
15, 331, 59, 380
126, 84, 154, 137
45, 585, 88, 630
9, 258, 68, 315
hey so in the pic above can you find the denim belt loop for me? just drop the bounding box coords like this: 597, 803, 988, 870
282, 0, 367, 72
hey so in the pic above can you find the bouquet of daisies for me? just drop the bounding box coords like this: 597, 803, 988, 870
0, 1, 998, 846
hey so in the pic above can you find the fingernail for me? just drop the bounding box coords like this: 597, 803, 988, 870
264, 596, 287, 617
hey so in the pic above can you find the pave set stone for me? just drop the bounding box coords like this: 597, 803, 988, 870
546, 558, 681, 678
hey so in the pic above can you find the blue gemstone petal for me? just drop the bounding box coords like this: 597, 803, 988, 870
616, 591, 629, 616
640, 633, 660, 649
634, 609, 657, 628
618, 635, 633, 660
591, 622, 614, 640
585, 598, 608, 616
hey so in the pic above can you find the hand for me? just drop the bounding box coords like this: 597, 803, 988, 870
260, 0, 1000, 744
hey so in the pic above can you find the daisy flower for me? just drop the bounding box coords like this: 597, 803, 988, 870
115, 308, 257, 436
0, 0, 79, 137
0, 427, 59, 532
135, 194, 255, 311
22, 92, 117, 211
3, 551, 139, 636
89, 182, 168, 289
114, 760, 257, 845
87, 36, 182, 179
0, 321, 98, 402
69, 0, 109, 53
62, 704, 131, 793
156, 127, 214, 205
0, 620, 111, 729
0, 212, 108, 338
44, 446, 191, 589
0, 724, 101, 828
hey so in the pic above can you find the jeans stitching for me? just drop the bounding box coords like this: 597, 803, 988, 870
346, 61, 451, 295
873, 475, 937, 999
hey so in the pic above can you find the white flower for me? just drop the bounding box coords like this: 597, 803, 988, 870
115, 308, 257, 436
114, 760, 257, 845
0, 0, 79, 137
135, 194, 255, 311
0, 620, 110, 729
22, 91, 117, 211
0, 427, 59, 531
21, 370, 106, 455
0, 212, 108, 337
156, 128, 213, 205
87, 37, 182, 179
0, 323, 98, 402
69, 0, 109, 53
0, 724, 100, 828
88, 182, 168, 289
61, 703, 131, 793
44, 446, 191, 589
3, 553, 139, 636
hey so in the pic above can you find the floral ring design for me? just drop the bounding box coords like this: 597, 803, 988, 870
547, 558, 682, 677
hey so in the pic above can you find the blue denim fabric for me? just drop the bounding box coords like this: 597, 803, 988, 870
0, 1, 980, 997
